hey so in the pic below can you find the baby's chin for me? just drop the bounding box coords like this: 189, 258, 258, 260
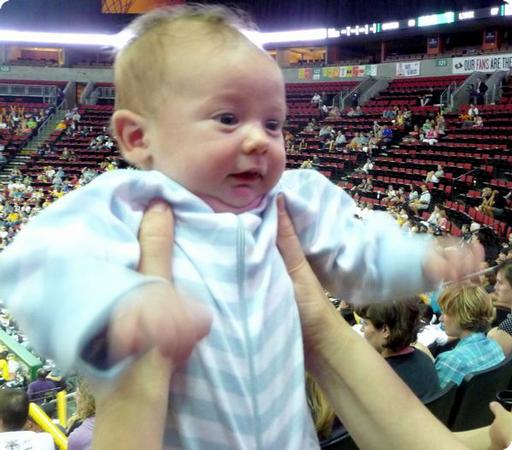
199, 194, 264, 214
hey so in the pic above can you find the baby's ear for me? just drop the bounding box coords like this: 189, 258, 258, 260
111, 110, 151, 168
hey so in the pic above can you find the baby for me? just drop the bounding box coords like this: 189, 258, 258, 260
0, 5, 480, 449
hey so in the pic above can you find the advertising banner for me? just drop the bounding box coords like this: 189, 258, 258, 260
298, 68, 313, 80
296, 64, 376, 81
396, 61, 421, 77
452, 53, 512, 74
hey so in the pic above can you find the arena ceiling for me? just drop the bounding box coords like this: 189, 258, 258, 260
0, 0, 503, 32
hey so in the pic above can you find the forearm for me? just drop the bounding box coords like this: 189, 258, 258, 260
92, 349, 172, 450
308, 304, 468, 450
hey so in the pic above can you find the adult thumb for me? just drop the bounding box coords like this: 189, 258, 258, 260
276, 195, 306, 273
490, 401, 508, 417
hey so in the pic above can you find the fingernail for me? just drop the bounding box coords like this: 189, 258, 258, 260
148, 199, 169, 212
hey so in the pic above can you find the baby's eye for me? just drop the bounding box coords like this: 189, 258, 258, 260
216, 113, 238, 126
266, 120, 282, 131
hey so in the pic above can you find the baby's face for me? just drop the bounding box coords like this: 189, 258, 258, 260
146, 45, 287, 213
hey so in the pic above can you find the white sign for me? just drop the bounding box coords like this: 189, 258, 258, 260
452, 53, 512, 74
396, 61, 421, 77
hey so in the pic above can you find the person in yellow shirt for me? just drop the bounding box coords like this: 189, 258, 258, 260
6, 212, 19, 224
0, 350, 10, 381
55, 120, 67, 131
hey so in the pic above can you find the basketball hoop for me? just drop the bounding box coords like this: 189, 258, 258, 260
102, 0, 136, 14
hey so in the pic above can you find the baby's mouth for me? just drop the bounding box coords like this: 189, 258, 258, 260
230, 171, 262, 183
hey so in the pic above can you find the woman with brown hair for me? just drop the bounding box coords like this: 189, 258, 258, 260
357, 298, 440, 401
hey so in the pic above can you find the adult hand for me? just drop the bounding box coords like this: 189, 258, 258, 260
108, 200, 212, 363
276, 195, 334, 359
276, 195, 467, 450
489, 401, 512, 450
93, 200, 210, 450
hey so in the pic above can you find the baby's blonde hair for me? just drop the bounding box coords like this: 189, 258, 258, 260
114, 4, 257, 116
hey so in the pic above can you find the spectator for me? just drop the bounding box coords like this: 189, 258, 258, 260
435, 283, 504, 388
318, 125, 333, 138
67, 379, 96, 450
381, 185, 397, 207
416, 304, 449, 348
353, 105, 363, 116
422, 127, 438, 145
477, 188, 506, 218
328, 105, 340, 118
311, 92, 321, 105
497, 246, 512, 265
419, 90, 433, 106
403, 125, 421, 144
55, 120, 67, 131
467, 104, 479, 118
357, 298, 441, 401
425, 164, 444, 184
350, 90, 359, 107
27, 368, 57, 405
488, 261, 512, 355
334, 130, 346, 148
380, 125, 393, 145
347, 131, 362, 150
350, 176, 373, 194
0, 388, 55, 449
409, 184, 431, 214
299, 159, 313, 169
360, 158, 373, 174
0, 350, 9, 381
470, 77, 488, 105
422, 204, 448, 235
303, 118, 318, 132
435, 113, 446, 135
473, 115, 484, 127
382, 107, 395, 119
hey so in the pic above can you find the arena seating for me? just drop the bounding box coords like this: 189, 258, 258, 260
365, 75, 466, 109
284, 78, 511, 240
18, 104, 117, 186
286, 81, 358, 117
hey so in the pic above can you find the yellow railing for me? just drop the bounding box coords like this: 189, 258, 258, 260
56, 391, 67, 428
29, 401, 68, 450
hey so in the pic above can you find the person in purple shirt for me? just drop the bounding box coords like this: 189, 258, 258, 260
26, 369, 57, 404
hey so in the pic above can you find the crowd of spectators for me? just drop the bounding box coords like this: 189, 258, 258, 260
0, 106, 49, 136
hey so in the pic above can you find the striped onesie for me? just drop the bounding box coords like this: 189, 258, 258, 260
0, 168, 432, 449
